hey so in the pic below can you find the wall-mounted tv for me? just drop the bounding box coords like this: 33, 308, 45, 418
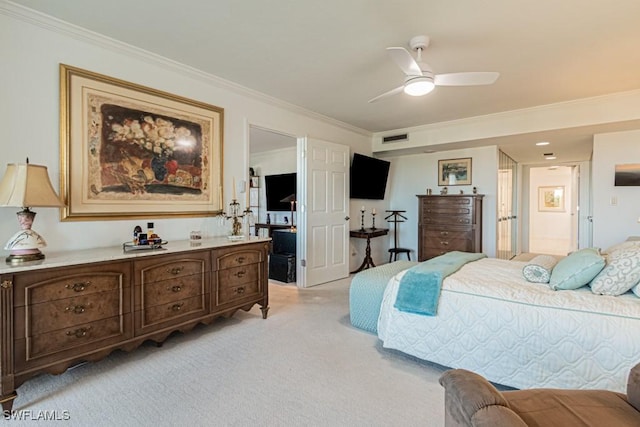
265, 172, 297, 211
350, 153, 390, 200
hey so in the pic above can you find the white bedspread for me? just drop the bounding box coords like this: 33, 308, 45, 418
377, 258, 640, 392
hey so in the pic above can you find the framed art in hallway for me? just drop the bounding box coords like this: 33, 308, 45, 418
438, 157, 472, 186
59, 64, 224, 220
538, 186, 565, 212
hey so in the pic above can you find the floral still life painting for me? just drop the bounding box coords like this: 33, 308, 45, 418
99, 104, 204, 196
61, 64, 223, 220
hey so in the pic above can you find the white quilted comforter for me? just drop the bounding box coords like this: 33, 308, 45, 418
377, 258, 640, 392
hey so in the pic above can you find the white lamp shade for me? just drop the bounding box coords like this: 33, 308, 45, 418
0, 163, 63, 208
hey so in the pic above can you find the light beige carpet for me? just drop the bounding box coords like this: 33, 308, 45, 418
10, 278, 446, 427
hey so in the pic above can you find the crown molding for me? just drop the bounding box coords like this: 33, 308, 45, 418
1, 1, 371, 138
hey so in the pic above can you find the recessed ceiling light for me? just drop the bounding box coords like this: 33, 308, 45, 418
545, 156, 557, 160
536, 141, 550, 146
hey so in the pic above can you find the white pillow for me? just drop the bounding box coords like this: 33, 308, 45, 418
590, 246, 640, 296
602, 240, 640, 255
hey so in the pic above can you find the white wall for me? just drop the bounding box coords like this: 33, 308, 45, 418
385, 145, 499, 259
0, 8, 371, 252
593, 129, 640, 249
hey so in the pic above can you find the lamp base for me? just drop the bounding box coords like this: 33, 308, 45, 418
6, 250, 45, 264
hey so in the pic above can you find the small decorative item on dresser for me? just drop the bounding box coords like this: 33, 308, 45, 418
360, 206, 366, 231
441, 186, 448, 195
426, 188, 432, 195
371, 208, 377, 230
473, 186, 478, 194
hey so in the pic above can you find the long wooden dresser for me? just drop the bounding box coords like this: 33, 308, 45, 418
0, 237, 270, 411
417, 194, 484, 261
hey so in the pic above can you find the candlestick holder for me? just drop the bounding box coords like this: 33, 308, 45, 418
219, 199, 252, 239
371, 212, 377, 230
360, 209, 366, 231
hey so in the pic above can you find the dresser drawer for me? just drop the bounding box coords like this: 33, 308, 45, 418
423, 214, 472, 225
215, 249, 262, 270
139, 273, 206, 308
422, 237, 474, 253
22, 289, 124, 336
422, 196, 473, 206
140, 294, 207, 326
217, 264, 259, 286
423, 228, 473, 240
14, 261, 130, 307
135, 252, 209, 285
216, 279, 260, 305
25, 315, 130, 360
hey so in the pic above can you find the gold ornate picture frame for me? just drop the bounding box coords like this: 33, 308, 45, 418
59, 64, 224, 220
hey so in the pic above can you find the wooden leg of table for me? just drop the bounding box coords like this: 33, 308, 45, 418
350, 236, 375, 274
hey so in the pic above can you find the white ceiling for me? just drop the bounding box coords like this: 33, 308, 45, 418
9, 0, 640, 163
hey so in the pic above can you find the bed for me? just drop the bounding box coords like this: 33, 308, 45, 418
353, 246, 640, 393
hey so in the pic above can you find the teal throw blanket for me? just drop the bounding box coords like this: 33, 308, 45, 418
394, 251, 487, 316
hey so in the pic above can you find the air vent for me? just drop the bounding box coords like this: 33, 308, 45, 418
382, 133, 409, 143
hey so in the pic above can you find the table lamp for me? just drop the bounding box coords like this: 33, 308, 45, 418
0, 160, 64, 264
279, 193, 297, 231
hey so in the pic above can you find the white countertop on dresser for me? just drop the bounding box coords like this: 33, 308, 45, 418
0, 236, 271, 274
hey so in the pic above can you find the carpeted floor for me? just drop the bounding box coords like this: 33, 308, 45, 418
9, 277, 447, 426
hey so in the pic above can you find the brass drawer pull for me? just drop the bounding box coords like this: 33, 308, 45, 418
168, 267, 184, 275
170, 285, 182, 293
234, 270, 246, 278
66, 326, 91, 338
440, 241, 449, 246
235, 256, 246, 264
65, 304, 87, 314
66, 282, 90, 292
170, 303, 184, 312
440, 231, 449, 236
234, 286, 245, 295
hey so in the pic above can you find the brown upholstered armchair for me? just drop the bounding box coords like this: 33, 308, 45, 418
439, 363, 640, 426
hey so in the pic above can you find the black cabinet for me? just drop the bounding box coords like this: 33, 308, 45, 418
269, 230, 296, 283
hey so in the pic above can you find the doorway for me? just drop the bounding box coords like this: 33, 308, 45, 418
527, 165, 579, 256
248, 127, 350, 288
248, 126, 298, 285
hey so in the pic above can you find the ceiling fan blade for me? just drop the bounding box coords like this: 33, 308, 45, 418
434, 72, 499, 86
386, 47, 422, 76
368, 85, 404, 103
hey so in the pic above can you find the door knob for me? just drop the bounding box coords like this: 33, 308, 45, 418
345, 216, 350, 221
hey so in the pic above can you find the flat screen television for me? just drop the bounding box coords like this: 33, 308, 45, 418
265, 172, 297, 211
350, 153, 390, 200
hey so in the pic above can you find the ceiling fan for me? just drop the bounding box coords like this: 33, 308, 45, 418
369, 35, 499, 103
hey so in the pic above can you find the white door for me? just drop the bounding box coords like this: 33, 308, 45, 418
297, 137, 349, 287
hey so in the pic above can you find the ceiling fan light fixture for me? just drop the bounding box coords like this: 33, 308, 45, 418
404, 77, 435, 96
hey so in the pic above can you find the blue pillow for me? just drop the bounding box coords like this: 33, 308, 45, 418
549, 248, 605, 290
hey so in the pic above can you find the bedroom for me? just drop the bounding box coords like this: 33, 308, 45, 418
2, 0, 640, 423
